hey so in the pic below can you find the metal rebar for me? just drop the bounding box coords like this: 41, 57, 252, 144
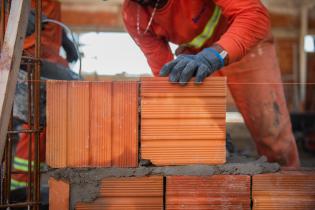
0, 0, 5, 48
0, 1, 7, 203
34, 1, 42, 209
3, 140, 8, 203
5, 111, 13, 204
27, 62, 33, 203
11, 171, 30, 175
7, 129, 42, 134
0, 0, 40, 208
7, 0, 10, 13
21, 56, 42, 62
3, 109, 13, 204
0, 163, 3, 204
0, 202, 39, 208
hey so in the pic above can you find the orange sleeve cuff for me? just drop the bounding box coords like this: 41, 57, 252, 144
216, 36, 243, 64
213, 0, 271, 64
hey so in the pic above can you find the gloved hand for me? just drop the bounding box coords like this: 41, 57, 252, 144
160, 47, 225, 85
26, 9, 47, 37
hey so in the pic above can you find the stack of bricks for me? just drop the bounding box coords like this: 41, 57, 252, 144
49, 172, 315, 209
46, 77, 226, 168
46, 78, 315, 209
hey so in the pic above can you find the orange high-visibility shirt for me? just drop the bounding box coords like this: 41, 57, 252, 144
24, 0, 67, 66
123, 0, 270, 76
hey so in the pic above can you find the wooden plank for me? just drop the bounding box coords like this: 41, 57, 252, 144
0, 0, 30, 160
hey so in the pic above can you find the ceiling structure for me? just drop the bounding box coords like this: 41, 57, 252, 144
60, 0, 124, 32
58, 0, 315, 32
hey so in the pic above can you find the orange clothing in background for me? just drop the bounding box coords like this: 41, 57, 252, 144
11, 125, 46, 190
123, 0, 270, 75
24, 0, 67, 67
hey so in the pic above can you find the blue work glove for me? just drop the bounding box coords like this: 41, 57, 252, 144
160, 47, 225, 85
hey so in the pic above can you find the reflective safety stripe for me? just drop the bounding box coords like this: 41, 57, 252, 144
13, 163, 29, 172
11, 179, 27, 190
13, 157, 46, 172
14, 157, 29, 165
183, 6, 221, 49
13, 157, 29, 172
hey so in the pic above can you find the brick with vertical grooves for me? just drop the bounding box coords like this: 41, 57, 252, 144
76, 176, 163, 210
141, 77, 226, 166
46, 81, 67, 168
252, 171, 315, 210
112, 81, 138, 167
167, 175, 250, 210
90, 82, 112, 167
46, 80, 138, 168
67, 81, 90, 167
49, 178, 70, 210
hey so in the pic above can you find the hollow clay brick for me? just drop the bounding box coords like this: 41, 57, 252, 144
67, 81, 90, 167
253, 171, 315, 210
76, 176, 163, 210
90, 82, 112, 167
166, 175, 250, 210
111, 81, 139, 167
141, 77, 226, 165
46, 80, 138, 168
49, 178, 70, 210
46, 81, 67, 168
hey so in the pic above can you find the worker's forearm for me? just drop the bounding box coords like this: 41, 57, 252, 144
214, 0, 270, 63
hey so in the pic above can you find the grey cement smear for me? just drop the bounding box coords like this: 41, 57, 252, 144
47, 156, 280, 209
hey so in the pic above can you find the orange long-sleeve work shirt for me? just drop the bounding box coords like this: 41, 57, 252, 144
123, 0, 271, 76
24, 0, 67, 67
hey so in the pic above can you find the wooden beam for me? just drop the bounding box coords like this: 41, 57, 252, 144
300, 6, 308, 102
0, 0, 30, 160
270, 13, 299, 28
270, 12, 315, 29
61, 9, 124, 32
60, 4, 315, 32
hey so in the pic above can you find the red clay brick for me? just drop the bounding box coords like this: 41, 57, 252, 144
253, 171, 315, 210
46, 80, 138, 168
76, 176, 163, 210
49, 178, 70, 210
46, 81, 67, 168
67, 81, 90, 167
167, 175, 250, 210
111, 81, 139, 167
141, 77, 226, 165
90, 82, 112, 167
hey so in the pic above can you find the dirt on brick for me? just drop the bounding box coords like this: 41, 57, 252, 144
48, 156, 280, 209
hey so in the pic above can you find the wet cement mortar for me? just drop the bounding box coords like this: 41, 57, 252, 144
47, 156, 280, 209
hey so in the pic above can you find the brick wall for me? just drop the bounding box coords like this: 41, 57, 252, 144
49, 171, 315, 210
46, 78, 227, 168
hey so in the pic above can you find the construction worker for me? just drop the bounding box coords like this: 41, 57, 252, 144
123, 0, 300, 167
11, 0, 80, 190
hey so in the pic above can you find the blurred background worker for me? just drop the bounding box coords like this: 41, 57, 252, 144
123, 0, 300, 168
11, 0, 80, 193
